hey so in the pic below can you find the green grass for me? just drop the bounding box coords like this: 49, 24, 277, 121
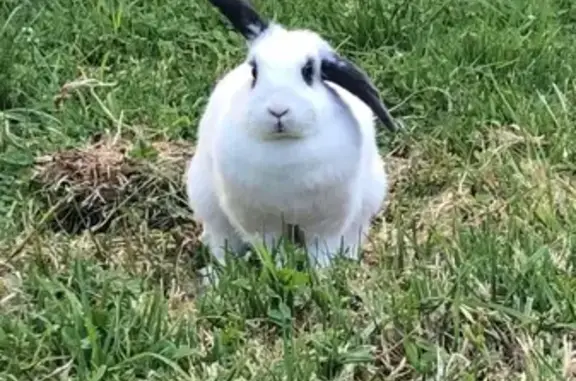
1, 0, 576, 379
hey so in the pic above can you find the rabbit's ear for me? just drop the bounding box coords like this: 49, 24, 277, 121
208, 0, 269, 41
321, 53, 397, 132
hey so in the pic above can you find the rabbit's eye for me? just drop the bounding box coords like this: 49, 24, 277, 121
301, 59, 314, 86
250, 61, 258, 87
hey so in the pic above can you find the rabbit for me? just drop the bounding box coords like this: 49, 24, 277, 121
186, 0, 398, 285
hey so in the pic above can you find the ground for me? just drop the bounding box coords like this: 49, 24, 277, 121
1, 0, 576, 380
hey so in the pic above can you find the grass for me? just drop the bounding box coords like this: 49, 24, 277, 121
1, 0, 576, 379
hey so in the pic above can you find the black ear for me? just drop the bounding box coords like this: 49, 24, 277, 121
321, 53, 398, 132
208, 0, 269, 41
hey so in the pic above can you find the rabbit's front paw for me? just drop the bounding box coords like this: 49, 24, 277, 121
304, 231, 365, 269
196, 224, 246, 287
304, 235, 342, 269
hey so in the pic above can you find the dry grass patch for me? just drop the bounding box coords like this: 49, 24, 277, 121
30, 132, 195, 234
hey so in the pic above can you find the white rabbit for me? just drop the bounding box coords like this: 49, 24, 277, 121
186, 0, 398, 284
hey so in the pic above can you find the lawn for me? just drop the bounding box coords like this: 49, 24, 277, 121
1, 0, 576, 379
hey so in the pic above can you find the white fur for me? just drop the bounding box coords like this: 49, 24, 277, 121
185, 25, 388, 284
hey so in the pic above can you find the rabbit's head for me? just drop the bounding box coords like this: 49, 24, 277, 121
208, 0, 398, 140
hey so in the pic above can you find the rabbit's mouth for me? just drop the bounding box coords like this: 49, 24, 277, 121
263, 121, 302, 140
274, 121, 286, 133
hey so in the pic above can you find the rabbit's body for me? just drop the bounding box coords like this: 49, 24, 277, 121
187, 61, 387, 268
186, 0, 397, 283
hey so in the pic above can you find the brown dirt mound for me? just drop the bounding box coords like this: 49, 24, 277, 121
30, 133, 196, 235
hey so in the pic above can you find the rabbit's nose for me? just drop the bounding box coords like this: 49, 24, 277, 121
267, 107, 289, 118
